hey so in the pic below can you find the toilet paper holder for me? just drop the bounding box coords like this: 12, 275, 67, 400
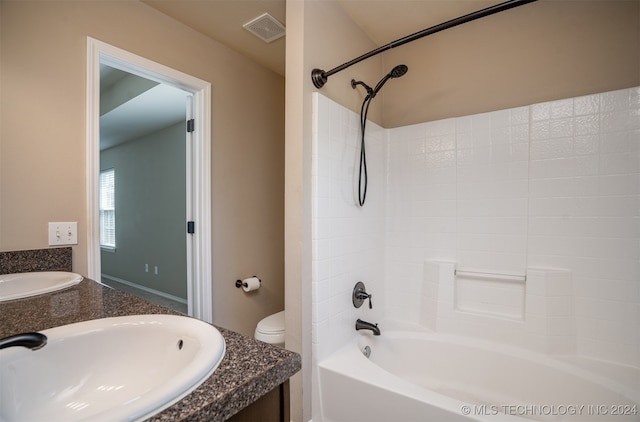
235, 276, 261, 288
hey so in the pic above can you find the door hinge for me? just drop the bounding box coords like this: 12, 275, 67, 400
187, 221, 195, 234
186, 119, 195, 133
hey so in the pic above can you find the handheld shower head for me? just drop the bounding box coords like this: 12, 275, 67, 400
351, 64, 408, 207
351, 64, 408, 99
373, 64, 408, 96
390, 64, 408, 78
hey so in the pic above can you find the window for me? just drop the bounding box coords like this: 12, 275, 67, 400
100, 168, 116, 249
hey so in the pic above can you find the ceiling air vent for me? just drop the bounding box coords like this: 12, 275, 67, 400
243, 13, 285, 43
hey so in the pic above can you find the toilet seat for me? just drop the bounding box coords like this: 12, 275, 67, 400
255, 310, 285, 346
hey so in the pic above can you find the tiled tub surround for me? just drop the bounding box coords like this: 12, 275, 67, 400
312, 87, 639, 368
423, 261, 576, 354
0, 278, 301, 421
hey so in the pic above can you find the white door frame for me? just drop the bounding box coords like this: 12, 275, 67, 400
86, 37, 213, 323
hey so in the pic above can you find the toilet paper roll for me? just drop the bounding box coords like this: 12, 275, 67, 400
242, 276, 261, 292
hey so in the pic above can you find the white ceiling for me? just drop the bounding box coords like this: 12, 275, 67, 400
141, 0, 506, 77
99, 65, 190, 151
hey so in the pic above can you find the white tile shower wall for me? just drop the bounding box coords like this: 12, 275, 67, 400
311, 94, 386, 362
314, 87, 639, 367
386, 119, 458, 322
456, 107, 530, 274
385, 106, 531, 322
527, 88, 640, 365
386, 87, 639, 367
525, 268, 575, 354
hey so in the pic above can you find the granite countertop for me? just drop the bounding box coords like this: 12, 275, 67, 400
0, 278, 301, 421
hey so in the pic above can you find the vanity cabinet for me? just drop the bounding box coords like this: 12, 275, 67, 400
227, 380, 289, 422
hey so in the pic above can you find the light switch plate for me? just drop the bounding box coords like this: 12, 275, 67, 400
48, 222, 78, 246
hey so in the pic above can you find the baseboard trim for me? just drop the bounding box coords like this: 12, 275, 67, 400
101, 273, 187, 305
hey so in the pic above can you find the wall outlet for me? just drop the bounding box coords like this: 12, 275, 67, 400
48, 222, 78, 246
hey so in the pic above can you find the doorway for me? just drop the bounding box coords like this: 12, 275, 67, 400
86, 38, 213, 323
99, 64, 189, 313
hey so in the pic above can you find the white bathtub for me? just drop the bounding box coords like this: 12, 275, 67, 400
317, 329, 639, 421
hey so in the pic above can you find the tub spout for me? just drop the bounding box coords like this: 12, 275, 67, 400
355, 319, 380, 336
0, 332, 47, 351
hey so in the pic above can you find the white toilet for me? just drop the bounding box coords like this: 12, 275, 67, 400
254, 310, 285, 347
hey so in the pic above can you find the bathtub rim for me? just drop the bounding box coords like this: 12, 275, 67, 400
317, 332, 520, 422
368, 319, 640, 395
318, 327, 639, 421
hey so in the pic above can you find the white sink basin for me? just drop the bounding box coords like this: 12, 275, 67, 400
0, 271, 83, 302
0, 314, 226, 422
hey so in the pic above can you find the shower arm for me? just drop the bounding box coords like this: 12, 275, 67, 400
311, 0, 538, 89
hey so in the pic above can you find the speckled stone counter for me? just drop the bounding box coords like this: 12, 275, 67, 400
0, 247, 72, 274
0, 278, 301, 422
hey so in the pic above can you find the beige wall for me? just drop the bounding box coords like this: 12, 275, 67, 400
0, 0, 285, 337
285, 0, 639, 420
383, 0, 640, 127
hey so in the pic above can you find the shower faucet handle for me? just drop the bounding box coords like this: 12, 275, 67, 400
364, 293, 373, 309
352, 281, 372, 309
356, 291, 372, 309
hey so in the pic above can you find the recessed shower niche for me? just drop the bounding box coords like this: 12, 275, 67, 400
423, 261, 574, 354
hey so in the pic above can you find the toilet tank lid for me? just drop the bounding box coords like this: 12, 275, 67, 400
257, 310, 285, 333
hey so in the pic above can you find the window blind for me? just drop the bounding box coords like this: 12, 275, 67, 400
100, 168, 116, 248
